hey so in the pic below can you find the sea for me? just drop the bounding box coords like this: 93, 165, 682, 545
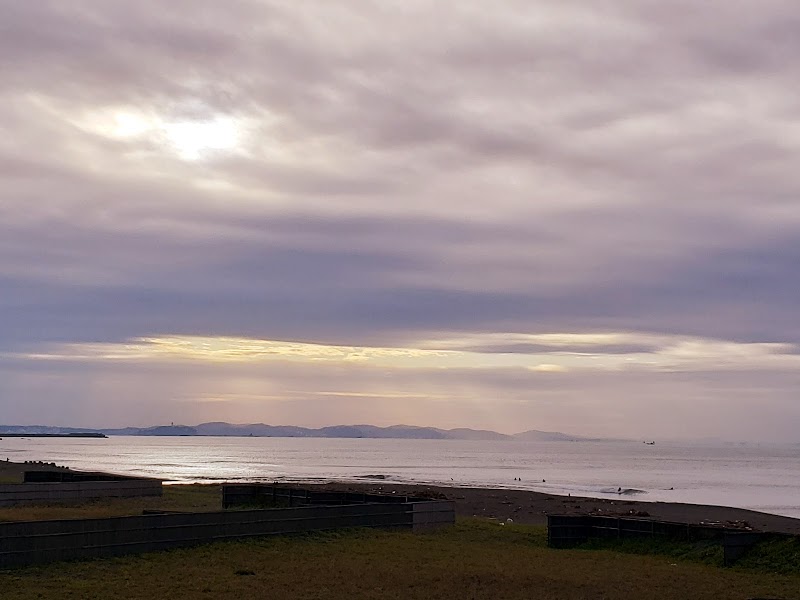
2, 436, 799, 519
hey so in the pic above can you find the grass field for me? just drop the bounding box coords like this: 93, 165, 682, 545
0, 520, 798, 600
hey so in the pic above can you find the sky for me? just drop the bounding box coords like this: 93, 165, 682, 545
1, 1, 799, 441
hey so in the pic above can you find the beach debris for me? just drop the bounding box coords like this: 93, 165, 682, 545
699, 519, 752, 530
416, 490, 447, 500
235, 570, 256, 576
727, 520, 752, 529
506, 518, 513, 523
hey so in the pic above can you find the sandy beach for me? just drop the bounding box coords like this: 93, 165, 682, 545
310, 481, 800, 535
3, 459, 799, 535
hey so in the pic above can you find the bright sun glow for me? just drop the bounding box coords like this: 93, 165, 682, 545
112, 112, 151, 137
162, 118, 239, 160
100, 109, 241, 161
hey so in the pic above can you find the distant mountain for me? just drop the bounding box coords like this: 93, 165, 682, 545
102, 425, 198, 436
164, 423, 575, 440
339, 425, 447, 439
100, 422, 524, 439
2, 422, 597, 441
195, 423, 450, 439
513, 430, 599, 442
437, 428, 512, 441
513, 430, 581, 441
193, 422, 310, 437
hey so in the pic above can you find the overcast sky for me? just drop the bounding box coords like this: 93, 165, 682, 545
1, 1, 799, 441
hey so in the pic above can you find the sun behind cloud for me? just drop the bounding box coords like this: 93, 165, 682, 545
161, 117, 240, 160
83, 107, 243, 161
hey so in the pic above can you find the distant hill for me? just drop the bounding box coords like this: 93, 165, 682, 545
1, 422, 597, 441
101, 425, 198, 436
513, 430, 606, 442
437, 427, 512, 441
193, 422, 310, 437
111, 423, 581, 440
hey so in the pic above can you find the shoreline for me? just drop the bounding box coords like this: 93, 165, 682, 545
3, 459, 800, 535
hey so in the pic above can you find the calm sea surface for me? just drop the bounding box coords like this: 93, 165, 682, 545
2, 436, 799, 519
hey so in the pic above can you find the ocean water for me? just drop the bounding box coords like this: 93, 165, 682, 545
2, 436, 798, 519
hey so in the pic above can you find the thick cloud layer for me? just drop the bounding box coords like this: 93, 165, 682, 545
1, 1, 798, 440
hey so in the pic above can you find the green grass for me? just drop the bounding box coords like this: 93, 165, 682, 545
579, 535, 725, 567
736, 535, 800, 575
1, 520, 798, 600
578, 531, 800, 576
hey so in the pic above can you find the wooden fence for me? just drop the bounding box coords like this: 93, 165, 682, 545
0, 488, 454, 569
23, 470, 143, 483
0, 478, 162, 507
222, 485, 455, 532
222, 484, 418, 508
546, 514, 783, 566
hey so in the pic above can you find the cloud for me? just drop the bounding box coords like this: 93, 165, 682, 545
10, 332, 800, 375
1, 1, 799, 438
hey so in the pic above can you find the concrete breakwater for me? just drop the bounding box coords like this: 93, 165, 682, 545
0, 433, 107, 438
